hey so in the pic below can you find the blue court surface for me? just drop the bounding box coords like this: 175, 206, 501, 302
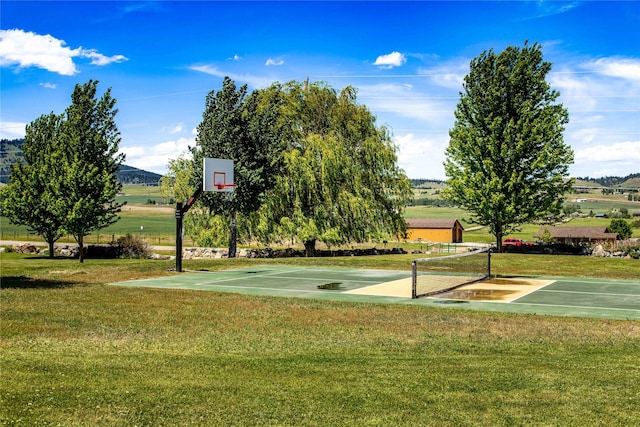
110, 265, 640, 320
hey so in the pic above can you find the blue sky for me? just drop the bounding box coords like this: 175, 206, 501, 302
1, 1, 639, 179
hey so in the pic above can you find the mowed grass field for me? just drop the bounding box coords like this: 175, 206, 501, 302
1, 252, 639, 426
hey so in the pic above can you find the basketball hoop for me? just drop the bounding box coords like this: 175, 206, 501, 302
204, 160, 236, 192
215, 183, 237, 191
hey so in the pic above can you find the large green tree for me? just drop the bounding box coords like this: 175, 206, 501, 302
2, 81, 124, 261
259, 81, 412, 256
1, 113, 65, 256
192, 77, 282, 256
56, 80, 125, 262
443, 42, 574, 252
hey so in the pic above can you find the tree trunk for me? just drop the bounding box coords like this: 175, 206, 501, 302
228, 211, 237, 258
304, 239, 316, 257
48, 239, 55, 258
495, 226, 503, 253
78, 236, 84, 263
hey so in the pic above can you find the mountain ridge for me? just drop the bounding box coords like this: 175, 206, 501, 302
1, 138, 162, 185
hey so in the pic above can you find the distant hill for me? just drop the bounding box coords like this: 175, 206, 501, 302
0, 138, 162, 185
0, 139, 25, 184
116, 165, 162, 185
410, 179, 445, 188
621, 177, 640, 188
576, 173, 640, 188
573, 178, 603, 188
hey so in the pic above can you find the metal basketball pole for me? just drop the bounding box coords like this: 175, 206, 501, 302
175, 187, 202, 272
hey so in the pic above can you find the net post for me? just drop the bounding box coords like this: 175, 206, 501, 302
411, 260, 417, 299
487, 249, 491, 278
175, 202, 183, 273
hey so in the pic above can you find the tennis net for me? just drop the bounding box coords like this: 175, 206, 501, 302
411, 248, 491, 298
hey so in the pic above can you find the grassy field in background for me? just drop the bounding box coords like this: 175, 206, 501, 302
1, 185, 639, 245
1, 251, 639, 425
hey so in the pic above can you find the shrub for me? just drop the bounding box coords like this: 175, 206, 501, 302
612, 239, 640, 259
114, 234, 150, 259
609, 219, 633, 240
563, 203, 581, 216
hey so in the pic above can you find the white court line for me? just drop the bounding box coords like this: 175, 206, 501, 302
181, 268, 308, 285
186, 283, 346, 294
538, 289, 640, 297
552, 279, 640, 286
512, 302, 640, 312
186, 269, 402, 285
507, 280, 556, 303
248, 274, 393, 284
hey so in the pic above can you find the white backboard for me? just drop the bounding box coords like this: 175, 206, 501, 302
203, 158, 235, 192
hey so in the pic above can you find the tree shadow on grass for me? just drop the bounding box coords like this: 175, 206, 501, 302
1, 276, 80, 289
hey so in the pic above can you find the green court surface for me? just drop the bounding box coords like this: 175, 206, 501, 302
110, 265, 640, 320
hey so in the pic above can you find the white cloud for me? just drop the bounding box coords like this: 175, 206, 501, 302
551, 56, 640, 114
231, 54, 242, 61
39, 82, 56, 89
373, 51, 406, 69
570, 140, 640, 178
0, 121, 27, 139
265, 58, 284, 66
394, 133, 449, 179
120, 146, 145, 158
585, 57, 640, 83
566, 126, 603, 145
80, 48, 128, 66
189, 64, 276, 88
166, 123, 184, 134
0, 29, 78, 75
569, 139, 639, 177
576, 140, 640, 163
417, 59, 469, 89
358, 83, 455, 126
0, 29, 128, 76
545, 55, 640, 178
120, 137, 194, 175
190, 64, 221, 75
527, 1, 580, 19
549, 72, 590, 93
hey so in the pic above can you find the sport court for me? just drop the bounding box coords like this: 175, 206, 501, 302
111, 265, 640, 320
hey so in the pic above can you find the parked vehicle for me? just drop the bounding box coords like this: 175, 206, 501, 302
503, 238, 533, 247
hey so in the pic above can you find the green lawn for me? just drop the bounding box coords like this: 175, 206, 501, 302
1, 252, 639, 425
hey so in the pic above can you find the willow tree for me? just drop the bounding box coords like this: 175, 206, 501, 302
259, 81, 412, 256
443, 42, 573, 252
